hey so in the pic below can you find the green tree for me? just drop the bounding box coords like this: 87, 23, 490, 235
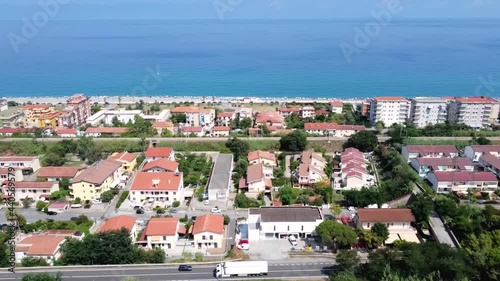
336, 250, 360, 272
172, 201, 180, 208
91, 104, 101, 114
22, 198, 32, 208
100, 190, 116, 202
122, 278, 140, 281
223, 215, 230, 225
21, 257, 50, 267
226, 137, 250, 161
171, 113, 187, 124
343, 130, 378, 152
42, 153, 66, 166
125, 115, 155, 137
371, 223, 389, 244
330, 203, 342, 216
22, 273, 62, 281
238, 117, 252, 129
279, 131, 308, 152
330, 271, 363, 281
476, 136, 491, 145
35, 201, 47, 211
76, 137, 103, 164
58, 178, 71, 191
375, 121, 385, 133
195, 252, 204, 262
315, 220, 358, 249
410, 194, 433, 223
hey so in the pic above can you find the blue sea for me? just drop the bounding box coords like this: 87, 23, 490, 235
0, 19, 499, 98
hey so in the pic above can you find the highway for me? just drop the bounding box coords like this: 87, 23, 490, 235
0, 262, 335, 281
0, 136, 496, 143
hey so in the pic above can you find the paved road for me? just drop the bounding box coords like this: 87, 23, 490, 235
428, 211, 456, 248
1, 262, 334, 281
1, 136, 496, 143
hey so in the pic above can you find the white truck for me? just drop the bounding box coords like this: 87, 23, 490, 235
215, 261, 268, 278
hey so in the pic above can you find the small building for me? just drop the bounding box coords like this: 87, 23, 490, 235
37, 166, 84, 182
238, 107, 253, 119
298, 163, 326, 188
70, 160, 123, 201
211, 126, 230, 137
299, 106, 316, 119
0, 156, 41, 173
238, 163, 272, 197
5, 181, 59, 202
145, 147, 175, 162
47, 201, 69, 213
15, 233, 70, 265
427, 171, 498, 193
142, 159, 179, 173
300, 149, 326, 170
464, 145, 500, 162
193, 214, 224, 249
329, 101, 343, 114
107, 152, 138, 173
410, 157, 474, 178
247, 206, 323, 240
181, 126, 205, 137
478, 154, 500, 177
278, 108, 301, 118
0, 128, 34, 137
54, 128, 77, 138
139, 217, 179, 250
255, 111, 284, 129
85, 127, 128, 137
97, 215, 137, 241
128, 172, 184, 205
304, 123, 365, 137
401, 145, 459, 162
247, 150, 277, 167
338, 148, 369, 190
0, 168, 24, 182
152, 121, 174, 135
216, 112, 235, 126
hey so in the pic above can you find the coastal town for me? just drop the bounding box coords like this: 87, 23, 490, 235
0, 93, 499, 281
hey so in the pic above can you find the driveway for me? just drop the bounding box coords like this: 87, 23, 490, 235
248, 239, 298, 260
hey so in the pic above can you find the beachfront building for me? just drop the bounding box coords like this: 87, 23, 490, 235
86, 110, 142, 126
255, 111, 285, 129
464, 145, 500, 162
427, 171, 498, 193
145, 147, 175, 162
128, 172, 184, 205
0, 156, 41, 173
369, 96, 411, 126
66, 94, 91, 126
3, 181, 59, 202
0, 110, 23, 128
401, 145, 459, 162
216, 112, 235, 126
410, 97, 448, 128
330, 101, 344, 114
36, 112, 61, 130
85, 127, 128, 137
57, 109, 78, 128
21, 104, 54, 125
0, 100, 8, 112
170, 106, 215, 127
304, 123, 365, 137
152, 121, 174, 136
70, 160, 123, 201
238, 108, 253, 119
193, 214, 225, 249
299, 106, 316, 119
447, 97, 496, 128
278, 108, 300, 118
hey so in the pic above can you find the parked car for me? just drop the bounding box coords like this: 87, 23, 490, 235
169, 208, 178, 213
178, 264, 192, 271
84, 205, 91, 209
211, 207, 221, 213
70, 217, 78, 221
136, 209, 145, 214
288, 235, 297, 247
156, 209, 165, 214
133, 206, 142, 210
191, 216, 197, 221
70, 204, 82, 208
47, 211, 57, 216
204, 200, 209, 205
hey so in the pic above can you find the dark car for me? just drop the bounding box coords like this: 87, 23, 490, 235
84, 205, 91, 209
47, 211, 57, 215
156, 209, 165, 214
191, 216, 197, 221
70, 217, 79, 221
136, 209, 145, 214
178, 264, 192, 271
169, 208, 178, 213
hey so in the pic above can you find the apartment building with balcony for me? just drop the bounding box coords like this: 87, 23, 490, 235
401, 145, 459, 162
427, 171, 498, 193
410, 97, 448, 128
139, 217, 180, 250
70, 160, 122, 201
478, 154, 500, 177
21, 104, 54, 125
410, 157, 474, 178
447, 97, 495, 128
329, 101, 343, 114
129, 172, 184, 204
299, 106, 316, 119
369, 97, 410, 126
464, 145, 500, 162
66, 94, 91, 126
0, 156, 41, 172
171, 106, 215, 127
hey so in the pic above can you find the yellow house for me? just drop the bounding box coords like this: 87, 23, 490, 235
21, 104, 54, 124
36, 112, 61, 130
108, 152, 138, 173
70, 160, 122, 201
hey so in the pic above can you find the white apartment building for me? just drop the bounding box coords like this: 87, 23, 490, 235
447, 97, 495, 128
171, 106, 215, 127
0, 156, 41, 172
192, 214, 225, 249
427, 171, 498, 193
410, 97, 448, 128
464, 145, 500, 162
129, 172, 184, 205
300, 106, 315, 119
369, 97, 410, 126
140, 217, 179, 250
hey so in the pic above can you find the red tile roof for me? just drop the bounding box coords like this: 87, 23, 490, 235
279, 108, 301, 113
16, 235, 66, 256
192, 214, 224, 235
37, 166, 83, 178
0, 156, 37, 162
456, 97, 495, 103
304, 122, 365, 131
329, 101, 343, 107
14, 181, 55, 189
415, 157, 473, 170
152, 121, 173, 128
432, 171, 497, 182
21, 104, 52, 110
404, 145, 458, 156
55, 128, 77, 135
479, 154, 500, 170
182, 126, 203, 133
212, 126, 230, 132
130, 172, 182, 191
145, 217, 179, 236
108, 152, 137, 163
469, 145, 500, 153
247, 163, 264, 182
373, 97, 408, 102
171, 106, 200, 113
357, 208, 415, 223
0, 128, 33, 134
217, 112, 235, 118
97, 215, 136, 234
142, 159, 179, 172
145, 147, 173, 158
86, 127, 128, 134
248, 150, 276, 162
71, 160, 122, 185
255, 111, 284, 124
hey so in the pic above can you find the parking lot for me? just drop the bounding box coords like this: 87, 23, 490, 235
248, 239, 306, 260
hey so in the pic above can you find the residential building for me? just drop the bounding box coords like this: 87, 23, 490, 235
54, 128, 77, 137
278, 108, 300, 118
70, 160, 123, 201
86, 110, 142, 126
0, 128, 34, 137
0, 168, 24, 182
0, 99, 8, 112
297, 163, 326, 188
410, 157, 474, 178
247, 150, 277, 167
216, 112, 235, 126
66, 94, 91, 126
210, 126, 230, 137
238, 108, 253, 119
329, 101, 343, 114
447, 97, 496, 128
129, 172, 184, 204
410, 97, 448, 128
37, 166, 84, 182
369, 97, 410, 126
193, 214, 224, 249
181, 125, 205, 137
141, 109, 171, 123
108, 152, 138, 173
152, 121, 174, 135
47, 202, 69, 213
490, 98, 500, 123
300, 149, 326, 170
464, 145, 500, 162
171, 106, 215, 127
339, 148, 369, 190
36, 111, 61, 130
142, 159, 179, 173
299, 106, 316, 119
304, 123, 365, 137
478, 154, 500, 177
21, 104, 54, 125
145, 147, 175, 162
248, 206, 324, 240
255, 111, 285, 129
85, 127, 128, 137
140, 217, 179, 250
238, 163, 272, 197
361, 99, 371, 117
355, 208, 419, 244
0, 111, 23, 128
4, 181, 59, 202
0, 156, 41, 172
97, 215, 137, 241
14, 232, 81, 265
401, 145, 459, 162
427, 171, 498, 193
207, 154, 233, 201
56, 109, 77, 128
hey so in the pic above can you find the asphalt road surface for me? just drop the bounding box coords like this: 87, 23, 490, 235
1, 262, 334, 281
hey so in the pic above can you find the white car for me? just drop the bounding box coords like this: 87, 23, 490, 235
211, 207, 221, 213
204, 200, 209, 205
288, 235, 298, 247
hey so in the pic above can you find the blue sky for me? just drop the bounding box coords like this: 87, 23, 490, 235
0, 0, 499, 20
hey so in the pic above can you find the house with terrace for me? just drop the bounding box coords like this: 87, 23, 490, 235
193, 214, 225, 250
107, 152, 138, 173
238, 163, 272, 197
0, 156, 41, 173
138, 217, 180, 251
129, 172, 184, 205
426, 171, 498, 193
247, 150, 277, 167
97, 215, 137, 242
3, 181, 59, 202
145, 147, 175, 162
70, 160, 122, 202
410, 157, 474, 178
464, 145, 500, 162
401, 145, 459, 162
142, 159, 179, 173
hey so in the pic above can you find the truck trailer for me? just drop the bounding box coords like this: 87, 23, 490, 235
215, 261, 268, 278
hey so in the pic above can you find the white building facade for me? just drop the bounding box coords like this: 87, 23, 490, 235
410, 97, 448, 128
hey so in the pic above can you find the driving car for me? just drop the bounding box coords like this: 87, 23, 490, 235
84, 205, 91, 209
211, 207, 221, 213
178, 264, 192, 271
47, 211, 57, 216
136, 209, 145, 214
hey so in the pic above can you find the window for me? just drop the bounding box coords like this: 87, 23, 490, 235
301, 226, 304, 231
273, 226, 276, 231
202, 235, 206, 240
210, 235, 213, 240
163, 236, 166, 240
287, 226, 290, 231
